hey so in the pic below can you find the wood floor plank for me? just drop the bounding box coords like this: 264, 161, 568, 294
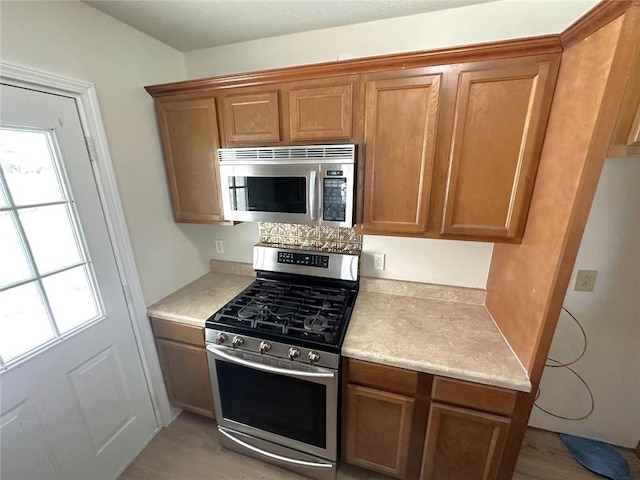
120, 412, 640, 480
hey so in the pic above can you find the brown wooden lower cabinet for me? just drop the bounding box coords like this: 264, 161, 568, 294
151, 317, 215, 419
342, 358, 516, 480
344, 384, 415, 478
155, 338, 215, 418
420, 403, 510, 480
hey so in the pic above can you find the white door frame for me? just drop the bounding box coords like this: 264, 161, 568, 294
0, 61, 174, 427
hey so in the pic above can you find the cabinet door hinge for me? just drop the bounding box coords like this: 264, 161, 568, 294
84, 136, 97, 162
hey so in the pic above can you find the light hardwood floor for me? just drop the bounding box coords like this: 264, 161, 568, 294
120, 412, 640, 480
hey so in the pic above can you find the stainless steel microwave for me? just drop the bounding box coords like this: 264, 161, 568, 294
218, 145, 356, 227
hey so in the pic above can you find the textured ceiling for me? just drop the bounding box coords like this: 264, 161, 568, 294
85, 0, 496, 52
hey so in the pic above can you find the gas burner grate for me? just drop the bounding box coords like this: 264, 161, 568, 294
208, 278, 356, 347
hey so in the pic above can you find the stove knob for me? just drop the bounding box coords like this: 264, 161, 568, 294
215, 333, 227, 345
288, 347, 301, 361
308, 351, 320, 366
259, 341, 271, 354
232, 336, 244, 349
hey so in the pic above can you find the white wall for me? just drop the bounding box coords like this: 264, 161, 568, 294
0, 1, 211, 304
194, 0, 597, 289
210, 223, 259, 264
528, 158, 640, 448
360, 237, 491, 288
184, 0, 599, 77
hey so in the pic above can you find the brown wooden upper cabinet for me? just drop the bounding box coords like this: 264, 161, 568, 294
285, 75, 358, 142
219, 76, 359, 147
360, 69, 443, 234
441, 56, 560, 240
155, 96, 227, 224
146, 40, 562, 238
221, 88, 281, 145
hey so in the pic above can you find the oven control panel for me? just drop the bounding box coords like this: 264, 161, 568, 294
278, 251, 329, 268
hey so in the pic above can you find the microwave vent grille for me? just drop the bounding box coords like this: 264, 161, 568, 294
218, 145, 355, 162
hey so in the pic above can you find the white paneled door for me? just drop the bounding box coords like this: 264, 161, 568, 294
0, 85, 157, 479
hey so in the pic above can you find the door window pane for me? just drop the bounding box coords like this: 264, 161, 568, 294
43, 266, 98, 334
19, 204, 82, 274
0, 126, 103, 368
0, 129, 64, 206
0, 212, 32, 287
0, 283, 55, 362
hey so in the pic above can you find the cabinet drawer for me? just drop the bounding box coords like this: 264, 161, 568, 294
432, 377, 516, 416
150, 317, 205, 347
347, 359, 419, 396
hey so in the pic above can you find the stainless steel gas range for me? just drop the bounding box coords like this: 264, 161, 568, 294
205, 245, 359, 480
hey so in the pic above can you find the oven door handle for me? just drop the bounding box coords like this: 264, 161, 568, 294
218, 427, 334, 470
206, 345, 336, 379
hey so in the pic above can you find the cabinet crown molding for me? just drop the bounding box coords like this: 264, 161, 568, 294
145, 35, 562, 97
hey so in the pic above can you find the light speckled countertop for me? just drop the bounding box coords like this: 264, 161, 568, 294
146, 270, 254, 327
343, 288, 531, 392
147, 261, 530, 392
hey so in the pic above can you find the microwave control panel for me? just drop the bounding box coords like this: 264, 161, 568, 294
323, 176, 347, 222
278, 251, 329, 268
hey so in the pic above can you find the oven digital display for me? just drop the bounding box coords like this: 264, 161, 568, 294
278, 252, 329, 268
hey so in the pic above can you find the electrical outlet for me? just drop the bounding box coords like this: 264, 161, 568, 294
215, 240, 224, 254
575, 269, 597, 292
373, 253, 385, 271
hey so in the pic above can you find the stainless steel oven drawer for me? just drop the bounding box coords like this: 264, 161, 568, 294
218, 426, 336, 480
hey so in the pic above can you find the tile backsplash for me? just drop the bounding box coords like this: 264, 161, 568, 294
258, 222, 362, 253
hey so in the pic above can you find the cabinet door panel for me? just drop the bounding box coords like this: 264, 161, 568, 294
288, 80, 355, 141
362, 73, 441, 233
420, 402, 510, 480
222, 91, 280, 144
344, 384, 415, 479
156, 98, 225, 223
155, 338, 215, 419
443, 60, 557, 238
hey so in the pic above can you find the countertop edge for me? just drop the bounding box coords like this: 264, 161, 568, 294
341, 349, 532, 393
146, 310, 206, 328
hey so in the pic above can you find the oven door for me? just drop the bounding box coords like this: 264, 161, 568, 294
219, 163, 320, 224
206, 344, 338, 461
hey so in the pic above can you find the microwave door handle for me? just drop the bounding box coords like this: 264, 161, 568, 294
309, 170, 318, 221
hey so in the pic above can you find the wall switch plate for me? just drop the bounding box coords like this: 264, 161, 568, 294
215, 240, 224, 254
575, 269, 597, 291
373, 253, 385, 271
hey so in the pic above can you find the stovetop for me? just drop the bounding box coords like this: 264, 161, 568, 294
205, 273, 358, 353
